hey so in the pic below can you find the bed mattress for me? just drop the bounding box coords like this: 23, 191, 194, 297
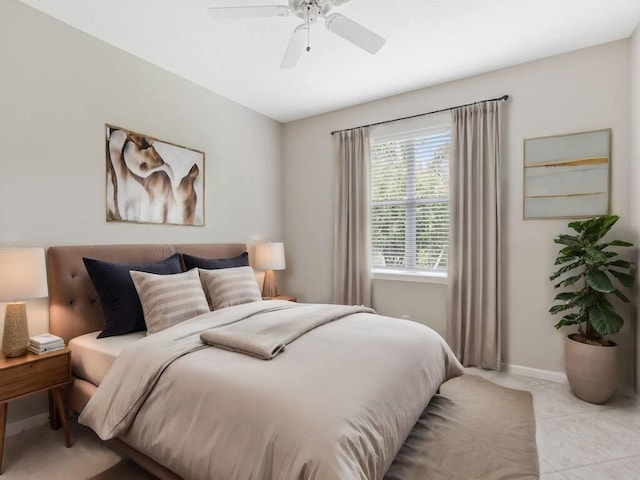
68, 330, 145, 386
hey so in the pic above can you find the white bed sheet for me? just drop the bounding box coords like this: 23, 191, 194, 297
69, 330, 145, 386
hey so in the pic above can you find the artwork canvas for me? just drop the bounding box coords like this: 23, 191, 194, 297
106, 125, 204, 226
523, 129, 610, 219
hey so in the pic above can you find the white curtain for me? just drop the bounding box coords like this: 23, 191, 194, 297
447, 101, 503, 370
333, 127, 372, 306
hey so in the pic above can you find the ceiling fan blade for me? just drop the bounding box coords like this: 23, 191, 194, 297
281, 25, 308, 69
324, 13, 385, 55
207, 5, 291, 19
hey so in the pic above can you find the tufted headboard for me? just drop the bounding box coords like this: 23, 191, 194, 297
47, 243, 247, 344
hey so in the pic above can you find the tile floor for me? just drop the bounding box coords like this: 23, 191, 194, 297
2, 369, 639, 479
467, 367, 640, 480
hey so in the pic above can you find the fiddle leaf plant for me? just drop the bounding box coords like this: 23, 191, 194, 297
549, 215, 635, 344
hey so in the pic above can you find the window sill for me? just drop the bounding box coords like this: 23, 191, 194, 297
372, 269, 447, 284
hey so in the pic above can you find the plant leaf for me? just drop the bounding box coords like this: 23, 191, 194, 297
589, 303, 624, 335
583, 215, 618, 242
585, 269, 615, 293
606, 259, 631, 268
609, 240, 633, 247
549, 303, 577, 314
555, 254, 580, 265
584, 248, 609, 266
612, 289, 630, 303
554, 274, 583, 289
550, 260, 584, 280
609, 269, 635, 288
553, 292, 578, 301
554, 234, 581, 246
568, 220, 588, 233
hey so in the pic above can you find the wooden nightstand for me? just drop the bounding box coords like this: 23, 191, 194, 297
0, 348, 71, 474
263, 295, 297, 302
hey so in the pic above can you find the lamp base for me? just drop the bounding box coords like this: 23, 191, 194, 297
2, 302, 29, 357
262, 270, 279, 298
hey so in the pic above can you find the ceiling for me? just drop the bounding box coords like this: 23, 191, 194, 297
18, 0, 640, 123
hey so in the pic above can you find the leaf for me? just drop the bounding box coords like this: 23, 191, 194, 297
554, 235, 581, 246
549, 303, 577, 314
612, 289, 630, 303
554, 312, 586, 329
606, 259, 631, 268
554, 274, 583, 289
583, 215, 618, 242
609, 240, 633, 247
550, 260, 584, 280
555, 253, 580, 265
609, 269, 635, 288
585, 269, 615, 293
568, 220, 588, 233
553, 292, 578, 301
589, 303, 624, 335
584, 248, 609, 266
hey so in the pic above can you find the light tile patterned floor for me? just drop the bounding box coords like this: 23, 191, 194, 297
2, 369, 639, 479
467, 367, 640, 480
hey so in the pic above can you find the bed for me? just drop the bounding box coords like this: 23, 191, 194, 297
48, 243, 463, 480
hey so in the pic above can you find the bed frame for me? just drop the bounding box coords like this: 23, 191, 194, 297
47, 243, 247, 480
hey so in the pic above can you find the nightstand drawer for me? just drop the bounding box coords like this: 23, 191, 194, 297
0, 354, 69, 402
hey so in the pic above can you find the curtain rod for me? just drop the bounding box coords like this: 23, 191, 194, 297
330, 94, 509, 136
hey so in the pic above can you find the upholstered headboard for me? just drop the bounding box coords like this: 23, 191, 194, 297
47, 243, 247, 344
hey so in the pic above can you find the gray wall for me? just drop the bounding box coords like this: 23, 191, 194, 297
282, 40, 633, 384
0, 0, 284, 427
631, 24, 640, 391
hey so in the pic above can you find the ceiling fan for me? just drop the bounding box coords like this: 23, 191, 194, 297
207, 0, 386, 68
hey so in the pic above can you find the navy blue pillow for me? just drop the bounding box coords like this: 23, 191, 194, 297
182, 252, 249, 271
83, 254, 183, 338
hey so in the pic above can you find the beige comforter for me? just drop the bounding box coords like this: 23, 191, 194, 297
80, 300, 463, 480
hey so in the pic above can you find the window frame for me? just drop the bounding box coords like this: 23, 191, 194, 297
369, 114, 451, 280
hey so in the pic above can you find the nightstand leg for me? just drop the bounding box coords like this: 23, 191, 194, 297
49, 391, 60, 430
0, 402, 7, 474
51, 388, 71, 448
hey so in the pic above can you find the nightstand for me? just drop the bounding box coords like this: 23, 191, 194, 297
264, 295, 297, 302
0, 348, 71, 474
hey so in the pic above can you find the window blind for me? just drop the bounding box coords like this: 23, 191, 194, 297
370, 124, 451, 272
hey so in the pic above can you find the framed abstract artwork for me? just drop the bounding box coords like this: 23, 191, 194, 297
523, 129, 610, 219
106, 124, 205, 226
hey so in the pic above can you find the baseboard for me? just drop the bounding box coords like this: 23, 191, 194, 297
5, 412, 49, 437
502, 363, 568, 383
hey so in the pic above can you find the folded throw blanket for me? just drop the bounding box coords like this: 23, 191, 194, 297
200, 303, 375, 359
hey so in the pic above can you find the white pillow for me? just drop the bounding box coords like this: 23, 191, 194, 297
198, 266, 262, 310
130, 268, 210, 334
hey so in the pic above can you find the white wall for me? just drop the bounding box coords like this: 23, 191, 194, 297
0, 1, 283, 426
283, 40, 633, 384
630, 23, 640, 391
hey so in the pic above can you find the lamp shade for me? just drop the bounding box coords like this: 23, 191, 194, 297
255, 242, 286, 271
0, 248, 48, 301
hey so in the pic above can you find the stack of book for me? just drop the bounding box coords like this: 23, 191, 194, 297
28, 333, 65, 355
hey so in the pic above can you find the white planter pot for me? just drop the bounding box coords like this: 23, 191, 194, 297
564, 333, 617, 404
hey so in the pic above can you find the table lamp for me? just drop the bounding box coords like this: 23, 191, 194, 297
0, 248, 48, 357
255, 242, 286, 298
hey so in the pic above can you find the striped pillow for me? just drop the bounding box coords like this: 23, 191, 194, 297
130, 268, 210, 334
199, 266, 262, 310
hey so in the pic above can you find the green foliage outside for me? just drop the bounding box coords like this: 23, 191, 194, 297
371, 131, 450, 270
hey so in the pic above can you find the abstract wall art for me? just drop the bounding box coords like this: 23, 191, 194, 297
106, 125, 204, 226
523, 129, 610, 219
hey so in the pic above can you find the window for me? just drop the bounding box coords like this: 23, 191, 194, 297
370, 122, 451, 275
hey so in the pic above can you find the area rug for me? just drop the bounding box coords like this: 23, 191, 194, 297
385, 374, 539, 480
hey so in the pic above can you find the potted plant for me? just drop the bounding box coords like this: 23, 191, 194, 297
549, 215, 635, 404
